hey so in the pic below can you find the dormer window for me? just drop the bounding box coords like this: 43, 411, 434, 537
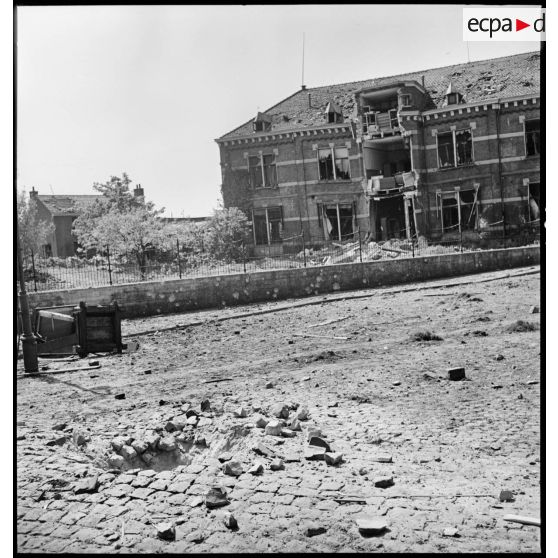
444, 82, 464, 106
400, 94, 412, 107
253, 112, 271, 133
325, 101, 343, 124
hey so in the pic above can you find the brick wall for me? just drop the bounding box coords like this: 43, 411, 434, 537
27, 246, 539, 319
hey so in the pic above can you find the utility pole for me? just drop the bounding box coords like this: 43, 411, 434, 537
16, 234, 38, 372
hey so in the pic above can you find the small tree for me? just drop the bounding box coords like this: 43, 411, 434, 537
16, 190, 54, 257
205, 207, 250, 262
73, 173, 166, 277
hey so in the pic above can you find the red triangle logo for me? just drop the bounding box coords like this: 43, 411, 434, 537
516, 19, 530, 32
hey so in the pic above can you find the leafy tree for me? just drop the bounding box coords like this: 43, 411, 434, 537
205, 207, 250, 262
16, 189, 54, 257
72, 173, 166, 277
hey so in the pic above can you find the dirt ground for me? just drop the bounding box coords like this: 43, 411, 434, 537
16, 265, 541, 553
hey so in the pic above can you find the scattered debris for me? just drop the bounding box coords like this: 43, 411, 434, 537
265, 381, 274, 389
46, 436, 67, 447
309, 316, 350, 328
529, 305, 540, 314
505, 320, 538, 333
496, 354, 505, 361
200, 399, 211, 412
293, 332, 349, 341
503, 515, 540, 527
374, 476, 394, 489
205, 487, 230, 509
156, 522, 176, 541
324, 452, 343, 466
223, 461, 244, 477
253, 442, 278, 458
305, 523, 327, 537
304, 447, 326, 461
248, 462, 264, 475
74, 474, 99, 495
309, 436, 331, 452
114, 393, 126, 400
411, 330, 442, 342
265, 421, 284, 436
499, 490, 515, 502
373, 454, 393, 463
222, 512, 238, 530
442, 527, 460, 537
270, 458, 285, 471
356, 516, 388, 536
447, 367, 466, 381
72, 430, 90, 446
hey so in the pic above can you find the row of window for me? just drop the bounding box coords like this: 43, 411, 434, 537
435, 119, 540, 169
247, 147, 351, 188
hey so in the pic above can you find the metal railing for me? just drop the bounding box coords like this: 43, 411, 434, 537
19, 228, 540, 293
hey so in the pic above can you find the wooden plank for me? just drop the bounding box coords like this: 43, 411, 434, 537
37, 310, 75, 323
293, 332, 349, 341
503, 515, 541, 527
308, 316, 350, 328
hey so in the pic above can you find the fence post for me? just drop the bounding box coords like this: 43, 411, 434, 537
106, 245, 113, 286
30, 250, 38, 292
411, 237, 415, 258
460, 229, 463, 253
358, 227, 362, 263
177, 238, 182, 279
301, 230, 307, 267
242, 241, 246, 274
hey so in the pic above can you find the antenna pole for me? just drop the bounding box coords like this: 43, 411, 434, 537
301, 32, 305, 88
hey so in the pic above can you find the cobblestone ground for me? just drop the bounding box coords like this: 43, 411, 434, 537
17, 267, 541, 553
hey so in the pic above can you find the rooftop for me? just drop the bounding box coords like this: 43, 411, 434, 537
218, 51, 540, 141
36, 194, 102, 216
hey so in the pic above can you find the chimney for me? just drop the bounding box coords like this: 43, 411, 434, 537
29, 187, 38, 199
301, 84, 306, 90
421, 75, 425, 88
308, 92, 312, 108
134, 184, 144, 198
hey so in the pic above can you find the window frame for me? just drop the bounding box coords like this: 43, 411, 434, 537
436, 128, 474, 169
251, 206, 283, 245
524, 119, 541, 158
436, 186, 479, 233
317, 145, 351, 181
249, 153, 277, 189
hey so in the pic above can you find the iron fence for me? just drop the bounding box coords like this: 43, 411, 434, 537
19, 229, 540, 293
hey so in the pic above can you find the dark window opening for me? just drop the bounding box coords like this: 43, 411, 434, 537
334, 147, 350, 179
318, 148, 335, 180
455, 130, 472, 165
328, 112, 343, 124
249, 156, 263, 189
252, 207, 283, 245
322, 204, 354, 241
528, 182, 540, 221
441, 197, 459, 231
400, 94, 411, 107
262, 154, 277, 188
437, 132, 455, 168
525, 120, 541, 157
459, 189, 477, 230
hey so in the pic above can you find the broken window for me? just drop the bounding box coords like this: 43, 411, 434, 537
459, 189, 478, 230
252, 207, 283, 245
363, 111, 376, 134
321, 203, 355, 241
249, 154, 276, 189
262, 154, 277, 188
437, 129, 473, 168
334, 147, 350, 180
318, 147, 351, 181
436, 187, 479, 232
528, 182, 540, 221
441, 197, 459, 231
437, 132, 455, 168
525, 119, 541, 157
455, 130, 472, 165
328, 112, 343, 124
249, 156, 263, 189
318, 148, 334, 180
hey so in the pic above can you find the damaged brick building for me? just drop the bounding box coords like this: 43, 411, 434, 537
216, 51, 541, 254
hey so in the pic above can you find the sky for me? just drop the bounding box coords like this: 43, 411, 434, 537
16, 4, 538, 217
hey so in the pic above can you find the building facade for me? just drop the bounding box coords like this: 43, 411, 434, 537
216, 51, 541, 254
